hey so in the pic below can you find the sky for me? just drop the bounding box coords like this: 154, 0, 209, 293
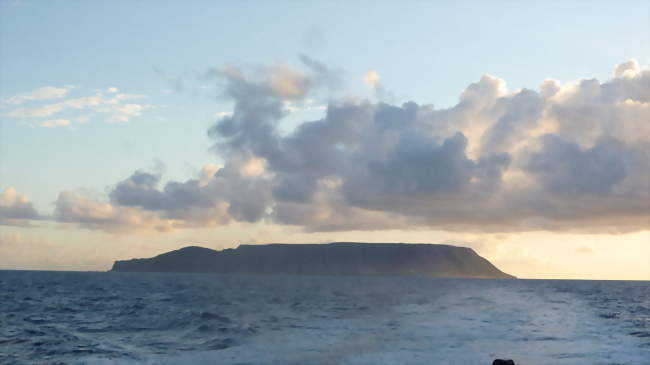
0, 0, 648, 280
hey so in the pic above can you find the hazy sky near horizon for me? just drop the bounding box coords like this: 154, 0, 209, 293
1, 0, 648, 279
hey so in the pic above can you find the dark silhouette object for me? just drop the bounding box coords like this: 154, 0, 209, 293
111, 242, 515, 279
493, 360, 515, 365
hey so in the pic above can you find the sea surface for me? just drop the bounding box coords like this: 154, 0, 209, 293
0, 271, 648, 364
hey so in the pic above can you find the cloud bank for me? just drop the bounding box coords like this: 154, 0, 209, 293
52, 59, 650, 233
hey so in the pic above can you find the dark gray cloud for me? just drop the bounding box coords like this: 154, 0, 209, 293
342, 131, 509, 210
526, 136, 628, 195
52, 59, 650, 233
109, 170, 217, 212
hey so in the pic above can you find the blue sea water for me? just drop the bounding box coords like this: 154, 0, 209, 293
0, 271, 648, 364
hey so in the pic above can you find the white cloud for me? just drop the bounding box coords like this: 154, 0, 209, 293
239, 157, 267, 178
2, 86, 74, 105
5, 103, 65, 118
215, 111, 233, 118
614, 58, 640, 78
63, 95, 103, 109
109, 103, 147, 122
363, 70, 380, 88
39, 119, 71, 128
2, 87, 149, 125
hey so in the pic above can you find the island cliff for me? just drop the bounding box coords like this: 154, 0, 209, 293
111, 242, 515, 279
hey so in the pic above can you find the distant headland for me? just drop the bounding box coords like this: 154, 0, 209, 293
110, 242, 515, 279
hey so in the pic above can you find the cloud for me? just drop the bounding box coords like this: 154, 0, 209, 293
49, 58, 650, 234
5, 103, 66, 118
54, 190, 175, 233
2, 86, 74, 105
39, 119, 71, 128
239, 157, 267, 178
362, 70, 396, 102
299, 54, 343, 90
526, 135, 628, 195
214, 111, 233, 118
54, 165, 234, 233
269, 65, 309, 99
108, 103, 147, 122
199, 163, 221, 186
614, 59, 640, 78
0, 188, 40, 226
2, 87, 149, 126
363, 70, 380, 88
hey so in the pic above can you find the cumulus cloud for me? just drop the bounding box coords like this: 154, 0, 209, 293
50, 58, 650, 234
0, 188, 40, 226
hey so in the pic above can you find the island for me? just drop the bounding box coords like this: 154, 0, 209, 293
110, 242, 515, 279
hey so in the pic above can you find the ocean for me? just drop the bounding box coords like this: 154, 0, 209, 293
0, 271, 648, 364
